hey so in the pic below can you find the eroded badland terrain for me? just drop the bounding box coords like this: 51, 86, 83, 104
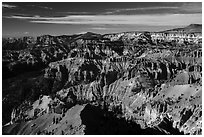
2, 24, 202, 135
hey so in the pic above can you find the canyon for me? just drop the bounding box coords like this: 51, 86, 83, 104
2, 24, 202, 135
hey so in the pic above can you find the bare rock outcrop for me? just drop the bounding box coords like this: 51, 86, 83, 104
2, 24, 202, 135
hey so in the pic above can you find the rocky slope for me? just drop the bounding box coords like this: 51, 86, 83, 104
2, 24, 202, 135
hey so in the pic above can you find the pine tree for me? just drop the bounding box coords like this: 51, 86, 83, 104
61, 130, 64, 135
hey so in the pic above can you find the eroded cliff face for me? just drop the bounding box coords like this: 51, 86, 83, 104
2, 25, 202, 135
46, 48, 201, 135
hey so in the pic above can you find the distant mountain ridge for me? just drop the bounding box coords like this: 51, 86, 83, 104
3, 24, 202, 41
161, 24, 202, 33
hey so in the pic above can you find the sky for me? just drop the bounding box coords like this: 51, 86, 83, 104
2, 2, 202, 37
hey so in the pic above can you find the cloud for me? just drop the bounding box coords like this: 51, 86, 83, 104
6, 14, 202, 26
59, 11, 91, 15
40, 6, 52, 10
6, 15, 39, 20
104, 3, 201, 15
2, 4, 17, 9
7, 15, 95, 20
28, 5, 53, 10
106, 6, 179, 14
179, 3, 202, 13
91, 27, 107, 30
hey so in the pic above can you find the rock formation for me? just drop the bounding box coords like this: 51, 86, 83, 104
2, 24, 202, 135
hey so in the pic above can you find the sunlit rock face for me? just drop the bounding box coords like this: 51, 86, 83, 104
2, 25, 202, 135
